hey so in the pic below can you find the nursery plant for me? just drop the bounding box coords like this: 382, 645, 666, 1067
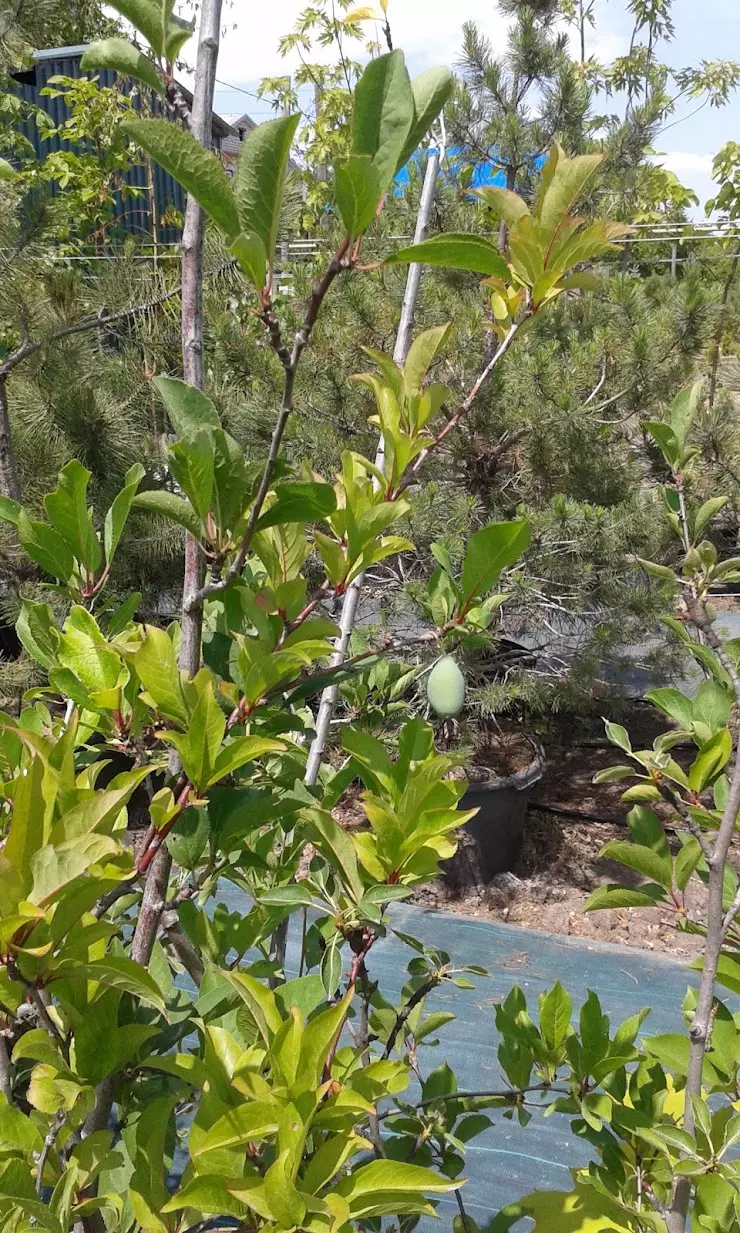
5, 6, 736, 1233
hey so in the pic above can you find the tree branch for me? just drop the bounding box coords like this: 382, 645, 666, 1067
0, 286, 184, 380
162, 917, 205, 985
707, 253, 739, 411
186, 238, 351, 612
0, 1034, 12, 1104
377, 1082, 570, 1121
130, 0, 223, 970
382, 971, 445, 1060
397, 319, 521, 491
35, 1108, 67, 1195
667, 597, 740, 1233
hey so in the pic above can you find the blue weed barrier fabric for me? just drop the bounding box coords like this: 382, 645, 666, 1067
349, 905, 697, 1224
198, 891, 698, 1225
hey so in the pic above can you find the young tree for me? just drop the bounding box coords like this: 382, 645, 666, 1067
451, 0, 590, 246
0, 6, 631, 1231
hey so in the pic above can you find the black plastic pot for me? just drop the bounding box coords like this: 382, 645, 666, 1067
445, 738, 545, 888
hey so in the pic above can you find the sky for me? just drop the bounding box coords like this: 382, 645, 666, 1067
199, 0, 740, 211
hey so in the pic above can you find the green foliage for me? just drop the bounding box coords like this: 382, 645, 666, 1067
5, 7, 740, 1233
0, 459, 143, 597
80, 38, 164, 95
27, 74, 141, 244
389, 143, 630, 319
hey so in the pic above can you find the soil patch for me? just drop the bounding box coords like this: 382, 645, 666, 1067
465, 728, 539, 781
330, 731, 739, 959
414, 808, 729, 959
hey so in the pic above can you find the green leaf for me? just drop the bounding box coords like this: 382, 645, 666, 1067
31, 834, 120, 903
460, 520, 530, 603
134, 625, 188, 724
335, 155, 383, 236
44, 460, 101, 574
415, 1010, 457, 1041
692, 679, 731, 735
472, 186, 530, 228
386, 233, 510, 278
229, 231, 267, 289
674, 836, 703, 891
557, 271, 601, 292
600, 841, 672, 889
334, 1159, 460, 1205
3, 752, 46, 890
693, 951, 740, 996
161, 1175, 255, 1221
352, 49, 415, 192
18, 509, 74, 582
265, 1150, 306, 1228
539, 982, 572, 1050
604, 720, 631, 754
694, 495, 728, 539
153, 375, 221, 439
423, 1062, 457, 1099
122, 117, 240, 238
669, 380, 703, 451
592, 765, 634, 783
236, 113, 300, 264
627, 805, 671, 855
131, 489, 203, 538
166, 806, 209, 870
644, 687, 693, 727
105, 0, 166, 56
52, 957, 166, 1013
222, 969, 283, 1043
104, 463, 146, 564
191, 1102, 281, 1157
208, 735, 285, 785
585, 884, 666, 911
0, 156, 19, 181
16, 599, 58, 670
536, 150, 602, 243
177, 676, 224, 787
0, 494, 21, 525
307, 808, 365, 901
403, 324, 451, 395
321, 937, 342, 997
643, 420, 680, 467
163, 9, 194, 60
259, 885, 316, 909
688, 729, 732, 791
276, 974, 326, 1020
395, 66, 454, 172
80, 38, 163, 94
168, 433, 215, 523
256, 482, 337, 531
107, 591, 141, 636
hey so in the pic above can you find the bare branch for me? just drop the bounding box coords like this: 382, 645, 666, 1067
35, 1108, 67, 1195
382, 971, 446, 1060
187, 239, 351, 611
0, 1034, 12, 1104
130, 0, 223, 969
398, 319, 521, 491
0, 285, 184, 380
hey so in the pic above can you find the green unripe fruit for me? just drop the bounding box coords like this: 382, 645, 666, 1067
427, 655, 465, 717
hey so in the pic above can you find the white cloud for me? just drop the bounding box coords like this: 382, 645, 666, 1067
656, 152, 714, 176
200, 0, 508, 90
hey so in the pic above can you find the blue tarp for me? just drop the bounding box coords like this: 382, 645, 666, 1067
212, 891, 697, 1222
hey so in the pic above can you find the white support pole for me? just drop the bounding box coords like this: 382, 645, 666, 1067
303, 146, 442, 786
